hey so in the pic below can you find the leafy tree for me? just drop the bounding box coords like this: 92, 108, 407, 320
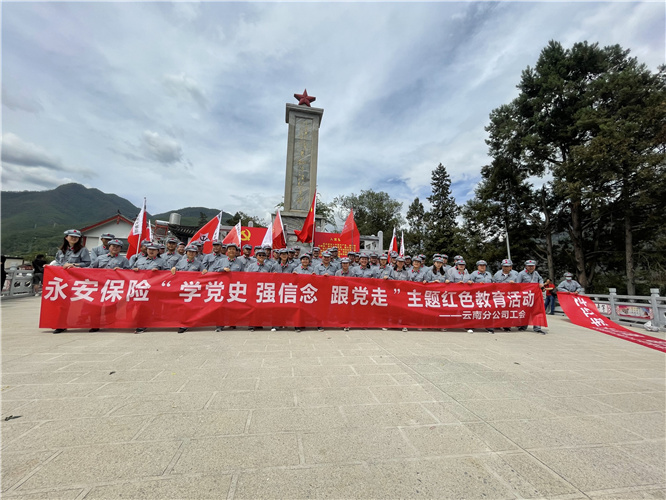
479, 40, 666, 292
424, 163, 459, 255
334, 190, 403, 248
405, 197, 426, 256
226, 211, 267, 228
197, 211, 209, 228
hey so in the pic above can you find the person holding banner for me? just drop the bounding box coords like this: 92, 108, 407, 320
246, 249, 273, 332
390, 256, 410, 281
129, 240, 151, 268
470, 260, 493, 283
335, 257, 353, 277
493, 259, 518, 283
201, 240, 225, 271
208, 243, 244, 273
516, 260, 546, 334
274, 249, 295, 273
90, 233, 115, 262
446, 259, 473, 284
423, 256, 447, 283
351, 253, 375, 278
91, 239, 130, 270
376, 254, 392, 279
293, 254, 314, 274
132, 244, 165, 271
315, 251, 336, 276
54, 229, 92, 269
171, 246, 203, 274
557, 272, 583, 294
407, 256, 426, 282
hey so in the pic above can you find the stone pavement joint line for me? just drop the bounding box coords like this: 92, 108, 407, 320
2, 297, 665, 499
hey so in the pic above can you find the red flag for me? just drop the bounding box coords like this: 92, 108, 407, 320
127, 198, 149, 258
222, 221, 242, 246
294, 190, 317, 243
189, 212, 222, 254
340, 209, 360, 252
399, 231, 405, 257
389, 227, 398, 254
272, 211, 287, 249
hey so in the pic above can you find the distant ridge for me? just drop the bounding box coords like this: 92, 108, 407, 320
1, 183, 228, 257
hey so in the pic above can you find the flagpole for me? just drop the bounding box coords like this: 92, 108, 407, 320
351, 207, 355, 252
311, 190, 317, 251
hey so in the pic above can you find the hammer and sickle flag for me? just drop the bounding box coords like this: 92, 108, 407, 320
190, 212, 222, 254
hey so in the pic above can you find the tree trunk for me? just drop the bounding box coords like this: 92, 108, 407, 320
569, 198, 588, 289
625, 212, 635, 295
541, 187, 556, 282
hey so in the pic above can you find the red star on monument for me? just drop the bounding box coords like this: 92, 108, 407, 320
294, 89, 316, 107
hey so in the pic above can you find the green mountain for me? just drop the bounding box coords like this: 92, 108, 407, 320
0, 184, 228, 259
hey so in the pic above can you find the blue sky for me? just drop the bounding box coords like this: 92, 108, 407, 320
2, 1, 664, 225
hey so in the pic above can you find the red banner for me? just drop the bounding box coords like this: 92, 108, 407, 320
315, 232, 359, 255
558, 292, 666, 353
39, 267, 547, 330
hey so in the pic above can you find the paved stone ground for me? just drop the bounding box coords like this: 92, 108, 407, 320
1, 296, 665, 499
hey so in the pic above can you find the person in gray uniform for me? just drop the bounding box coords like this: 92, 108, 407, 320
131, 243, 165, 335
351, 253, 375, 278
335, 257, 353, 277
129, 240, 151, 268
557, 272, 584, 294
245, 249, 272, 274
311, 247, 322, 266
493, 259, 519, 331
470, 260, 493, 283
468, 260, 495, 334
133, 244, 165, 271
91, 239, 130, 270
404, 255, 413, 271
170, 245, 204, 334
376, 254, 392, 279
423, 256, 447, 283
90, 233, 115, 262
201, 240, 225, 270
239, 244, 256, 268
244, 248, 274, 332
329, 247, 340, 266
390, 256, 410, 281
314, 251, 336, 276
407, 256, 426, 282
369, 253, 379, 269
446, 259, 473, 284
516, 259, 546, 334
171, 245, 203, 273
440, 254, 452, 272
293, 254, 314, 274
54, 229, 92, 269
493, 259, 519, 283
207, 243, 245, 273
274, 249, 295, 274
161, 237, 181, 268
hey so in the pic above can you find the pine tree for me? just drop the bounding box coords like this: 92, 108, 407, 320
425, 163, 459, 255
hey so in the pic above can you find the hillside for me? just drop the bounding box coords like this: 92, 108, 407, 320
1, 184, 227, 258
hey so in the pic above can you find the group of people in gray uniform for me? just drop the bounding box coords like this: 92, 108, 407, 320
50, 229, 584, 335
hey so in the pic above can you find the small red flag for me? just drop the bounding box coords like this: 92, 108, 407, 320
340, 209, 360, 252
127, 198, 149, 258
189, 213, 222, 254
294, 190, 317, 243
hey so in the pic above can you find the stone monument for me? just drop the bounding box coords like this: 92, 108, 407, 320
280, 89, 324, 236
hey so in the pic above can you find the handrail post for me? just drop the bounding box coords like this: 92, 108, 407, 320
608, 288, 619, 322
649, 288, 661, 330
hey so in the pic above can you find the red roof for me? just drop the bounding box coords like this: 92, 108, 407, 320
81, 214, 134, 232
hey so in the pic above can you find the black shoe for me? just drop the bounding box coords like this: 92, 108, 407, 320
295, 328, 301, 332
248, 327, 254, 332
89, 328, 100, 333
53, 329, 66, 334
518, 326, 527, 331
487, 329, 495, 334
135, 328, 147, 334
215, 326, 223, 332
317, 327, 324, 332
229, 326, 236, 330
178, 328, 188, 334
503, 328, 511, 332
